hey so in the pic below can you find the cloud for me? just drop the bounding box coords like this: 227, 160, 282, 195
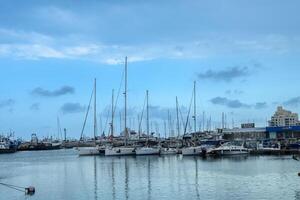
254, 102, 267, 109
283, 96, 300, 107
31, 86, 75, 97
0, 99, 15, 109
60, 102, 86, 114
210, 97, 251, 108
30, 103, 40, 111
198, 66, 250, 82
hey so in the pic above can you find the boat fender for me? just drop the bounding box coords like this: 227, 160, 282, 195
25, 186, 35, 195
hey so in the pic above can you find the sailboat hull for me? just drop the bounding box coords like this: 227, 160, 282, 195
181, 147, 202, 156
160, 148, 177, 155
135, 147, 160, 155
105, 147, 136, 156
78, 147, 100, 156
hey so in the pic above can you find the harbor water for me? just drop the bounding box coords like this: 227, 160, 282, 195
1, 149, 300, 200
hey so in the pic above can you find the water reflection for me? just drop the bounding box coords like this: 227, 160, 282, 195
93, 156, 98, 200
125, 158, 129, 200
194, 157, 200, 200
147, 157, 152, 200
295, 190, 300, 200
111, 159, 116, 200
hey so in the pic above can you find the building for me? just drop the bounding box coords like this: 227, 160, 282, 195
269, 106, 300, 127
266, 126, 300, 139
222, 126, 266, 140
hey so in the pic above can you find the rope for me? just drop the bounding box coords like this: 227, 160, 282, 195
80, 87, 94, 140
0, 182, 25, 192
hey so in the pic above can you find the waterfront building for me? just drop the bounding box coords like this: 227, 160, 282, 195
268, 106, 300, 127
222, 126, 266, 140
266, 126, 300, 139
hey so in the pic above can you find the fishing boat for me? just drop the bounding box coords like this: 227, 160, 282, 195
78, 79, 100, 156
209, 142, 249, 156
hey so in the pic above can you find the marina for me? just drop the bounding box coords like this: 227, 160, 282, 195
1, 1, 300, 199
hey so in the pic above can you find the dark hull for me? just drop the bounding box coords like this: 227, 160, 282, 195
18, 145, 61, 151
0, 148, 17, 154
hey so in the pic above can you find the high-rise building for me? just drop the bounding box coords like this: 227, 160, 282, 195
269, 106, 300, 127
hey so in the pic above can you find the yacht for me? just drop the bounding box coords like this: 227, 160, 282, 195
135, 147, 160, 155
209, 142, 249, 156
105, 146, 135, 156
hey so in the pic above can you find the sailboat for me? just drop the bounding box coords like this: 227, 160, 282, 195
182, 81, 203, 156
136, 91, 160, 155
78, 79, 100, 156
105, 57, 136, 156
161, 96, 180, 155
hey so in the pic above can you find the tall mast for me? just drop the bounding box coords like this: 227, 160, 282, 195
146, 90, 149, 137
111, 89, 114, 138
94, 78, 97, 145
124, 57, 128, 146
193, 81, 197, 133
176, 96, 180, 137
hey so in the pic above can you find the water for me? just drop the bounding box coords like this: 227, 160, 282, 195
1, 149, 300, 200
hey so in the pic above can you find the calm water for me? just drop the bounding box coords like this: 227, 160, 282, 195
1, 149, 300, 200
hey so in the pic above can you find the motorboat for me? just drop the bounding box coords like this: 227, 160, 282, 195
209, 142, 249, 156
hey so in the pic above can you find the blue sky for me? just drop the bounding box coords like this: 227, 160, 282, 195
1, 0, 300, 139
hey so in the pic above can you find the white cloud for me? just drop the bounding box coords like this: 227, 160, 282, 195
0, 27, 299, 64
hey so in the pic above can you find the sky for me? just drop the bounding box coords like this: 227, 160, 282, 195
1, 0, 300, 139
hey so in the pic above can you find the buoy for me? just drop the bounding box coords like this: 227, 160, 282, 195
25, 186, 35, 195
298, 172, 300, 177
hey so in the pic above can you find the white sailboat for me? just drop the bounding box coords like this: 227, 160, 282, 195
105, 57, 135, 156
182, 81, 201, 156
78, 79, 100, 156
160, 147, 177, 155
135, 90, 160, 155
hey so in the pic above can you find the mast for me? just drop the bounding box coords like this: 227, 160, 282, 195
94, 78, 97, 145
146, 90, 149, 138
176, 96, 180, 137
111, 89, 114, 138
193, 81, 197, 133
124, 57, 128, 146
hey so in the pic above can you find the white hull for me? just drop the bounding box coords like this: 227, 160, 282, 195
210, 144, 249, 156
78, 147, 100, 156
217, 150, 249, 155
135, 147, 160, 155
105, 147, 136, 156
182, 147, 202, 156
160, 148, 177, 155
